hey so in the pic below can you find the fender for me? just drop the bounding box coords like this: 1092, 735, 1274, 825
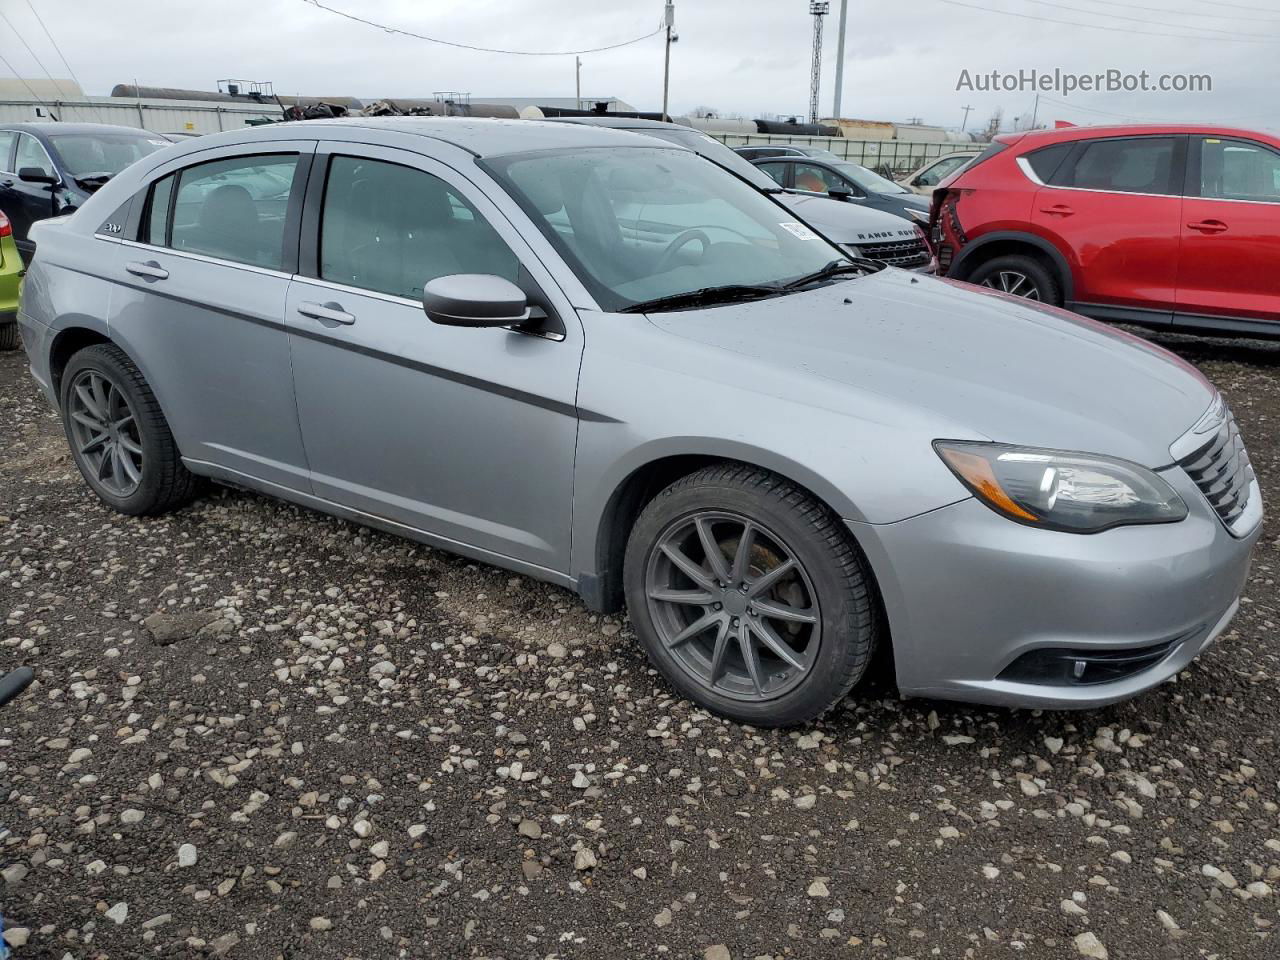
949, 230, 1076, 303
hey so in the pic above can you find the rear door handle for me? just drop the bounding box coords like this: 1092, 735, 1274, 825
1039, 204, 1074, 217
125, 260, 168, 280
1187, 219, 1228, 234
297, 301, 356, 326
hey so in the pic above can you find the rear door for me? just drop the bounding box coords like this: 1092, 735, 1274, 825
1177, 135, 1280, 326
285, 143, 584, 574
100, 140, 316, 490
1031, 135, 1185, 314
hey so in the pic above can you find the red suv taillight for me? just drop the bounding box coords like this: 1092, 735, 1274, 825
0, 210, 11, 238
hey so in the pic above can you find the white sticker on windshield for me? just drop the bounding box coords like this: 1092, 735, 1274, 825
779, 221, 820, 240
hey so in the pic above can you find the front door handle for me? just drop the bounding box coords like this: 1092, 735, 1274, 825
1039, 204, 1075, 217
297, 301, 356, 326
1187, 219, 1228, 234
125, 260, 168, 280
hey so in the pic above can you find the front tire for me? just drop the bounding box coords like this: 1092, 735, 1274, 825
60, 343, 200, 516
624, 464, 879, 726
968, 254, 1062, 306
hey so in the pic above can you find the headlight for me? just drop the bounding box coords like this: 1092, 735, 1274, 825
840, 243, 865, 259
906, 208, 930, 225
934, 441, 1187, 533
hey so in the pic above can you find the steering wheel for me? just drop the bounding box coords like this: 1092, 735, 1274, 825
655, 228, 712, 274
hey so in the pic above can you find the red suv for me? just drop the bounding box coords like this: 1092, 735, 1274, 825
931, 124, 1280, 338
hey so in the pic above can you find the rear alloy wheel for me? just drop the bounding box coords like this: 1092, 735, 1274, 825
968, 254, 1062, 306
624, 464, 878, 726
60, 343, 200, 515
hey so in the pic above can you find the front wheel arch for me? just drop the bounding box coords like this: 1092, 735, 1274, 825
951, 233, 1074, 304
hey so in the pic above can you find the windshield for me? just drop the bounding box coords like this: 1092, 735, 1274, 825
49, 132, 168, 178
831, 161, 910, 195
486, 147, 846, 312
639, 128, 781, 192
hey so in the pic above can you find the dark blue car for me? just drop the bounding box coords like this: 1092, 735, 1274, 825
0, 122, 168, 258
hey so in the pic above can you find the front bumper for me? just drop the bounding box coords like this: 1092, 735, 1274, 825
850, 466, 1260, 709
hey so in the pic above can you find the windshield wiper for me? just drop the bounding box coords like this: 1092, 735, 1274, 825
620, 283, 785, 314
783, 259, 872, 290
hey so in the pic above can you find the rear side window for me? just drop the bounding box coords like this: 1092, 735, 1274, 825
0, 131, 16, 172
319, 155, 518, 300
1024, 143, 1073, 184
1060, 137, 1178, 195
166, 154, 300, 269
1199, 138, 1280, 203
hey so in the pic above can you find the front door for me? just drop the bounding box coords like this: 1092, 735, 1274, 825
1177, 135, 1280, 326
285, 145, 583, 574
102, 142, 316, 490
3, 133, 62, 257
1031, 135, 1185, 313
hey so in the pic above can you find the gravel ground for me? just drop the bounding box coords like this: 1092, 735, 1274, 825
1, 333, 1278, 960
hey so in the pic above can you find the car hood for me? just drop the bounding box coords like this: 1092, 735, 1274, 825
644, 270, 1214, 468
773, 192, 920, 245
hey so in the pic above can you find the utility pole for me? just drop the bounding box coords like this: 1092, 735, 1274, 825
661, 1, 675, 121
575, 56, 582, 108
831, 0, 848, 119
960, 104, 973, 131
808, 2, 829, 125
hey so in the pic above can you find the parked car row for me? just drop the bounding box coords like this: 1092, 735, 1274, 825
12, 116, 1261, 726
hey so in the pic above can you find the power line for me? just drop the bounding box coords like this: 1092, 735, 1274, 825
1019, 0, 1279, 38
935, 0, 1280, 42
297, 0, 663, 56
0, 48, 55, 110
1068, 0, 1280, 24
22, 0, 84, 94
0, 8, 72, 98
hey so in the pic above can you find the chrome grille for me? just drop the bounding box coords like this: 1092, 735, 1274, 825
1176, 401, 1255, 532
858, 237, 930, 269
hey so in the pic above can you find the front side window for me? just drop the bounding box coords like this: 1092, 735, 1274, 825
162, 154, 299, 269
793, 162, 844, 194
1061, 137, 1177, 195
319, 155, 519, 300
1200, 138, 1280, 203
828, 161, 910, 195
916, 154, 971, 186
487, 146, 845, 312
14, 134, 53, 177
756, 162, 789, 186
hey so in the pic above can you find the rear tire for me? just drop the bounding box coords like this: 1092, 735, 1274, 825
968, 254, 1062, 306
623, 464, 879, 727
60, 343, 200, 516
0, 323, 18, 351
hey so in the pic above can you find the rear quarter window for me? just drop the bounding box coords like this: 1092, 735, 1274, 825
1024, 143, 1074, 184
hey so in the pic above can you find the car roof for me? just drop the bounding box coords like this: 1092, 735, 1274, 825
0, 122, 160, 137
547, 116, 685, 132
999, 123, 1279, 148
281, 116, 674, 157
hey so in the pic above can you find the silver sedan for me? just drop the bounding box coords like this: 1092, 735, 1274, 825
14, 118, 1261, 725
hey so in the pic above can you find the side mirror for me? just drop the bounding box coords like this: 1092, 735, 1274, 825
827, 185, 854, 201
18, 166, 57, 185
423, 274, 529, 328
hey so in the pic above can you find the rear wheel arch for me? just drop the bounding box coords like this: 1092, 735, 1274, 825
952, 233, 1074, 303
48, 326, 112, 404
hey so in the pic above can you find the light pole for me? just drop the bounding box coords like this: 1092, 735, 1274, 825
661, 1, 676, 120
832, 0, 848, 119
576, 56, 582, 109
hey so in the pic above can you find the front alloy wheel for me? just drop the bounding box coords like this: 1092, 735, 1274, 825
980, 270, 1041, 301
624, 464, 879, 726
645, 511, 821, 702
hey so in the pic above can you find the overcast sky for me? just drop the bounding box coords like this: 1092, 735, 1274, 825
7, 0, 1277, 132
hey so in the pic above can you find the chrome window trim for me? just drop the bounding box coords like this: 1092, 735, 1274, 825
1016, 156, 1046, 186
108, 237, 295, 280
